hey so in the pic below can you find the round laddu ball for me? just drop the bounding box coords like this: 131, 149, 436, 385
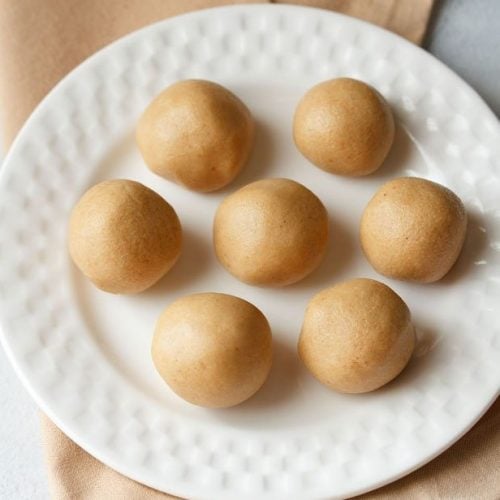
213, 178, 329, 286
68, 179, 182, 294
151, 293, 273, 408
293, 78, 395, 176
360, 177, 467, 283
136, 79, 255, 192
298, 278, 415, 393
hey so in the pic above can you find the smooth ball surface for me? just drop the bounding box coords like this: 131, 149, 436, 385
136, 79, 255, 192
213, 178, 329, 286
299, 278, 415, 393
360, 177, 467, 283
68, 179, 182, 294
293, 78, 395, 176
152, 293, 273, 408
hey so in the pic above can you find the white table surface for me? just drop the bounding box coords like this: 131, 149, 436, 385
1, 1, 499, 498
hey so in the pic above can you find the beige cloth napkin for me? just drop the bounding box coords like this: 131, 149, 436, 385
2, 1, 499, 499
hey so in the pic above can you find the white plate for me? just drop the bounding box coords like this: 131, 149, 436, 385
1, 5, 499, 499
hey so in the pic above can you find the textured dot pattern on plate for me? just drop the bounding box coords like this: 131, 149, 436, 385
0, 5, 499, 500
